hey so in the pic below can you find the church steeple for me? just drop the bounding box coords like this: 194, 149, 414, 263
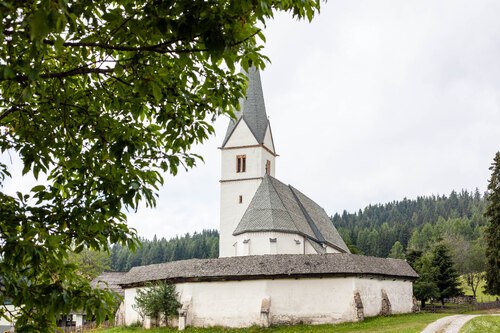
221, 67, 274, 152
219, 67, 277, 257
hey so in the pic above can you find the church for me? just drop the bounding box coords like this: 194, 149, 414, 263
116, 68, 418, 329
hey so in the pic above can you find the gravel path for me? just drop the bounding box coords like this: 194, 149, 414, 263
421, 314, 500, 333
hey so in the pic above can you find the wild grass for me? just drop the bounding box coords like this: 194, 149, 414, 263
94, 313, 448, 333
459, 315, 500, 333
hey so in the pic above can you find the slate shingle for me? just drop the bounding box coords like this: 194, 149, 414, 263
119, 253, 418, 286
233, 175, 350, 253
222, 67, 270, 147
91, 271, 126, 297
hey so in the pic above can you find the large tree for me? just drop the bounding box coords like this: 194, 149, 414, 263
412, 251, 439, 308
445, 235, 487, 299
485, 151, 500, 295
432, 243, 461, 306
0, 1, 321, 331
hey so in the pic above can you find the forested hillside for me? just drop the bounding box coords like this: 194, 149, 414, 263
110, 229, 219, 271
332, 189, 487, 257
109, 189, 487, 271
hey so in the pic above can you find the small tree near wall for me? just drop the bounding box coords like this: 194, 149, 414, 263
135, 281, 181, 327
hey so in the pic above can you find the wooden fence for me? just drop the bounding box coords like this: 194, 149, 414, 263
474, 300, 500, 310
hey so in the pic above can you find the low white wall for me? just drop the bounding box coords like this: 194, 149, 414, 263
354, 277, 414, 317
123, 276, 414, 328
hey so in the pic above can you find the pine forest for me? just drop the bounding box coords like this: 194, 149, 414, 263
109, 189, 487, 270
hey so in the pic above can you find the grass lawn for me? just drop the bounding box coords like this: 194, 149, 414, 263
459, 315, 500, 333
95, 313, 448, 333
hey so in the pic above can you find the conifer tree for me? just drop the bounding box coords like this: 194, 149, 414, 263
388, 241, 405, 259
485, 151, 500, 295
413, 251, 439, 308
432, 243, 461, 306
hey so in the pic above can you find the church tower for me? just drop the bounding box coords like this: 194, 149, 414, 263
219, 68, 277, 257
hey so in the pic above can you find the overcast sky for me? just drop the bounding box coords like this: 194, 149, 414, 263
3, 0, 500, 240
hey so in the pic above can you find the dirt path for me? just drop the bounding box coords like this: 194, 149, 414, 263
421, 314, 499, 333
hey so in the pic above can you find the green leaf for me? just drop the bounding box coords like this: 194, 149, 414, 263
31, 185, 46, 193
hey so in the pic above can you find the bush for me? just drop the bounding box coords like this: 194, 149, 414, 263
134, 281, 181, 326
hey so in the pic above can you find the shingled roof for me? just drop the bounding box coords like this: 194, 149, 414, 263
119, 254, 418, 287
91, 271, 126, 298
222, 67, 270, 148
233, 175, 350, 253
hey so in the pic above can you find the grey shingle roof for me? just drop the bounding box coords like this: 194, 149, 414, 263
119, 254, 418, 287
233, 176, 350, 253
91, 272, 126, 298
222, 67, 270, 147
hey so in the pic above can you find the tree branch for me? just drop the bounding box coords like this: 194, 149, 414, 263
0, 106, 23, 122
2, 68, 114, 83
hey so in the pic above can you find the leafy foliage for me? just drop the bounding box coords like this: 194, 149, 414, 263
67, 247, 112, 281
134, 282, 181, 327
485, 151, 500, 295
445, 237, 486, 298
0, 0, 321, 331
409, 243, 461, 307
388, 241, 405, 259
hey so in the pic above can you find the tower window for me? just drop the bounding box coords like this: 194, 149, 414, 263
265, 160, 271, 175
239, 195, 243, 204
236, 155, 246, 173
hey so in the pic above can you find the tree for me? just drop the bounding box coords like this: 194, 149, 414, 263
445, 235, 487, 299
388, 241, 405, 259
464, 241, 487, 299
135, 282, 181, 327
485, 151, 500, 295
432, 243, 461, 306
412, 251, 439, 308
0, 1, 321, 331
67, 248, 111, 281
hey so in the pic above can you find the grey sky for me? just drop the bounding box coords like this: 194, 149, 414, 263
3, 0, 500, 240
125, 0, 500, 239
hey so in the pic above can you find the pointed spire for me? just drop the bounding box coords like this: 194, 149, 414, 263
221, 67, 270, 147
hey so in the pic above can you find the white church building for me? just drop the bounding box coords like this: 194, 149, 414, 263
117, 68, 418, 329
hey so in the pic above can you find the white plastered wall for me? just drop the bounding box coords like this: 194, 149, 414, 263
220, 120, 276, 258
234, 232, 306, 255
219, 178, 262, 257
262, 126, 275, 154
123, 277, 414, 328
354, 277, 414, 316
224, 120, 258, 148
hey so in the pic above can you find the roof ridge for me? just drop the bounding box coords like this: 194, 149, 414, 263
289, 185, 326, 244
266, 176, 318, 239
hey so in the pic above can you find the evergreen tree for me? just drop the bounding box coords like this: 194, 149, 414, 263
388, 241, 405, 259
413, 251, 439, 308
331, 189, 487, 258
432, 243, 461, 306
485, 151, 500, 295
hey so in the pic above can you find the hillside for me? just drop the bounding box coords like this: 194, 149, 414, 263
109, 189, 487, 270
332, 189, 487, 257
